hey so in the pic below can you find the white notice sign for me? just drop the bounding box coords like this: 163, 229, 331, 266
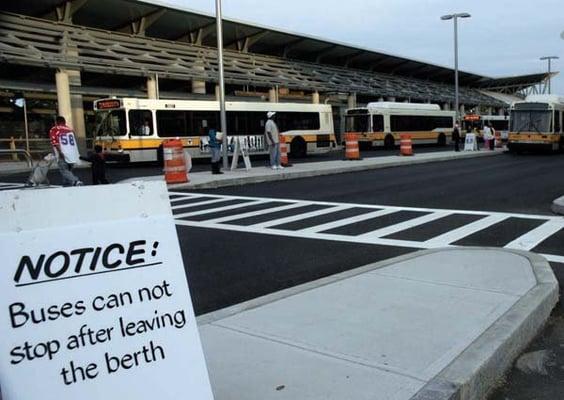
0, 182, 214, 400
464, 133, 478, 151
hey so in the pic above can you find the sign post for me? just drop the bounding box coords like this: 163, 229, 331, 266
230, 137, 252, 171
0, 182, 214, 400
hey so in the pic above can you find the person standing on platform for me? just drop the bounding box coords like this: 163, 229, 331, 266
49, 116, 83, 186
452, 122, 461, 152
483, 123, 493, 151
265, 111, 283, 170
207, 127, 223, 175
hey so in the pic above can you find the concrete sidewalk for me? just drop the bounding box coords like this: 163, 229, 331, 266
552, 195, 564, 215
197, 248, 557, 400
121, 149, 502, 189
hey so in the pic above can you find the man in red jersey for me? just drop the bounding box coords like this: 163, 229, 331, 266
49, 116, 83, 186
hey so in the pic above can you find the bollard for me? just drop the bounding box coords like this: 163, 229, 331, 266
400, 134, 413, 156
345, 133, 361, 160
163, 139, 189, 184
279, 135, 291, 167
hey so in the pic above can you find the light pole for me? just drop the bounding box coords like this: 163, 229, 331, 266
540, 56, 559, 94
215, 0, 228, 169
441, 13, 471, 122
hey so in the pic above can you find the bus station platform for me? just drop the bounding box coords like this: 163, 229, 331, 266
121, 148, 503, 190
197, 248, 557, 400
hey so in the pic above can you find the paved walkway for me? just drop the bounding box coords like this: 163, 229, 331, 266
198, 248, 557, 400
121, 149, 502, 189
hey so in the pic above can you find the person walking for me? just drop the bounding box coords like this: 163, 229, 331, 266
80, 145, 109, 185
49, 116, 83, 186
207, 127, 223, 174
452, 122, 461, 152
482, 123, 493, 151
265, 111, 283, 170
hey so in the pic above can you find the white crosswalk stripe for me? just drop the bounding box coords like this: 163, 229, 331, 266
170, 191, 564, 264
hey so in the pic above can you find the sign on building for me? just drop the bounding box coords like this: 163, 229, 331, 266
0, 182, 214, 400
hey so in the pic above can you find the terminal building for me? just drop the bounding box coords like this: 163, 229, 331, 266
0, 0, 554, 155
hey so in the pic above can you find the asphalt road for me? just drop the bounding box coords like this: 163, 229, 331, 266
171, 151, 564, 399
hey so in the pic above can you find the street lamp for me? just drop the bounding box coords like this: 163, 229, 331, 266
441, 13, 471, 122
215, 0, 228, 170
540, 56, 559, 94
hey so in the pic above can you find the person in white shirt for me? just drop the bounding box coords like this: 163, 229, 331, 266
265, 111, 283, 170
482, 124, 492, 150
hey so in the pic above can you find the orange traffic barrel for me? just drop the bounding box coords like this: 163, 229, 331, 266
345, 133, 360, 160
280, 135, 290, 167
400, 134, 413, 156
163, 139, 189, 184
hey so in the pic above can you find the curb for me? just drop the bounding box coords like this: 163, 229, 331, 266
551, 195, 564, 215
197, 248, 558, 400
410, 249, 558, 400
167, 150, 501, 190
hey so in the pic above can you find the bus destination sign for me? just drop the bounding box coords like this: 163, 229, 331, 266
95, 99, 122, 110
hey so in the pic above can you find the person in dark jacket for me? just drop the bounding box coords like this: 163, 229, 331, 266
207, 127, 223, 175
452, 123, 461, 152
80, 145, 109, 184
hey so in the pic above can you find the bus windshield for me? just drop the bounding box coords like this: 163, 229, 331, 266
510, 110, 552, 133
345, 114, 369, 132
95, 109, 127, 137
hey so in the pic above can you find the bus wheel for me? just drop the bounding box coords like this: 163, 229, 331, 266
437, 133, 446, 146
290, 137, 307, 158
384, 134, 395, 150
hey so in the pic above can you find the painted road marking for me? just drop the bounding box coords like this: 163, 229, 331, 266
174, 199, 268, 219
170, 192, 564, 264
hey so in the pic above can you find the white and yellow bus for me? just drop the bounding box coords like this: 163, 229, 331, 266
345, 102, 455, 149
508, 95, 564, 152
93, 98, 337, 162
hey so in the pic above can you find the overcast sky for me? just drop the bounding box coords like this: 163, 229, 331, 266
161, 0, 563, 94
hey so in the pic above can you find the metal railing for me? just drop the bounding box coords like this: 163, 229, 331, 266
0, 149, 34, 170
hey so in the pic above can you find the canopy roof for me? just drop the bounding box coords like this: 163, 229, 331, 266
1, 0, 550, 104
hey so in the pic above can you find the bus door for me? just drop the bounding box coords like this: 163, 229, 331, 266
127, 109, 156, 162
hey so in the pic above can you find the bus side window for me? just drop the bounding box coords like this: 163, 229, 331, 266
372, 115, 384, 132
129, 110, 154, 136
555, 111, 561, 133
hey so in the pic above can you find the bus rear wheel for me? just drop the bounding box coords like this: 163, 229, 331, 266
437, 133, 446, 147
384, 134, 395, 150
290, 137, 307, 158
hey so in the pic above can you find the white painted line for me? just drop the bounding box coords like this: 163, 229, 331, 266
170, 195, 199, 203
424, 215, 509, 246
167, 192, 558, 221
175, 217, 564, 264
204, 202, 306, 224
175, 219, 429, 249
174, 199, 268, 219
300, 208, 398, 234
543, 254, 564, 264
358, 211, 451, 239
171, 197, 232, 210
250, 205, 353, 229
505, 219, 564, 251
